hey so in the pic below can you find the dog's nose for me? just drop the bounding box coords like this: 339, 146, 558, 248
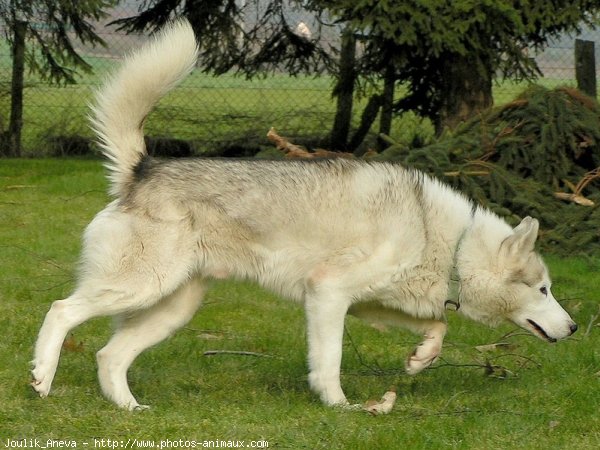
569, 323, 578, 335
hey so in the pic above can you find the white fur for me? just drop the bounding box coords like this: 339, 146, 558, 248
90, 20, 198, 197
31, 20, 577, 410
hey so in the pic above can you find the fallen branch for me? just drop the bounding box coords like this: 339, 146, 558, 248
267, 128, 494, 181
3, 184, 37, 190
474, 342, 514, 353
267, 128, 356, 159
429, 352, 539, 378
203, 350, 276, 358
266, 127, 309, 156
584, 305, 600, 338
344, 327, 386, 375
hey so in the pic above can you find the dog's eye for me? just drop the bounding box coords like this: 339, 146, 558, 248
539, 286, 548, 296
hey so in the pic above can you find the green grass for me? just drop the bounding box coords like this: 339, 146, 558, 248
1, 159, 600, 449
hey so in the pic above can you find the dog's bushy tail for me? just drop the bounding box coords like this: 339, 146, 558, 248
90, 19, 198, 197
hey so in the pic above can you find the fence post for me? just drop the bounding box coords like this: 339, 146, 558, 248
575, 39, 597, 99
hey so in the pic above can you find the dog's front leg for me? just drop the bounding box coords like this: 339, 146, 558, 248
405, 320, 446, 375
304, 287, 351, 406
347, 302, 446, 376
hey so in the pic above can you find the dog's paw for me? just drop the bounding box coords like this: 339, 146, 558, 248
405, 352, 438, 375
31, 368, 52, 398
132, 404, 151, 412
405, 336, 441, 375
309, 371, 348, 407
31, 378, 51, 397
113, 398, 150, 412
320, 393, 349, 408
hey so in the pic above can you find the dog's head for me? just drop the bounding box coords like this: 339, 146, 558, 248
458, 215, 577, 341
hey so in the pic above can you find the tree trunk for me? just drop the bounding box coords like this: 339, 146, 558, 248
575, 39, 597, 99
329, 27, 357, 150
348, 93, 383, 154
7, 20, 27, 157
436, 53, 493, 135
377, 64, 395, 150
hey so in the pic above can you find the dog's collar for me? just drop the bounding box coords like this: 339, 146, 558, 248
445, 266, 461, 311
445, 204, 477, 311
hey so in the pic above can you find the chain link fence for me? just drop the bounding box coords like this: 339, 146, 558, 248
0, 2, 599, 155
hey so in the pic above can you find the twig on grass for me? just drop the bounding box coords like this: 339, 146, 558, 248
3, 184, 37, 190
344, 326, 538, 379
31, 279, 73, 292
60, 189, 106, 202
203, 350, 277, 358
184, 327, 228, 334
2, 244, 70, 274
425, 352, 539, 378
344, 326, 386, 375
584, 305, 600, 338
492, 328, 540, 342
426, 357, 491, 371
490, 353, 541, 370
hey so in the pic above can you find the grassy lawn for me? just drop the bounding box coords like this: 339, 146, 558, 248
1, 159, 600, 449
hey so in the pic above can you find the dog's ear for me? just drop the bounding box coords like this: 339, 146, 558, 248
501, 216, 539, 256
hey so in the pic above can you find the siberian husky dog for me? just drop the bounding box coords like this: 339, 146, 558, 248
31, 20, 577, 410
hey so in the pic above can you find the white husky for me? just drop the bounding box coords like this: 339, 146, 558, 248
31, 20, 577, 410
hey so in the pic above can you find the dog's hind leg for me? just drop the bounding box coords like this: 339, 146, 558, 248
31, 203, 198, 400
31, 267, 191, 400
304, 282, 351, 406
96, 277, 206, 410
31, 292, 104, 398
